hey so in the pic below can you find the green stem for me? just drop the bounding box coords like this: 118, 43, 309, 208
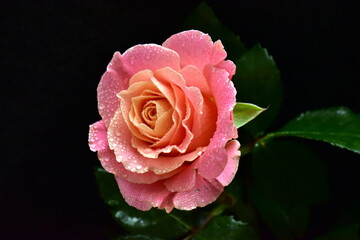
255, 132, 287, 146
167, 213, 192, 230
240, 143, 254, 156
183, 204, 228, 240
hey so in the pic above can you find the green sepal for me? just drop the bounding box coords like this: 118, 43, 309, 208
234, 102, 266, 129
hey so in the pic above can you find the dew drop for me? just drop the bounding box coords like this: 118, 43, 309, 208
117, 155, 123, 161
99, 104, 105, 110
115, 129, 121, 136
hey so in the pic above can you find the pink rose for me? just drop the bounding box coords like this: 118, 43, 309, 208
89, 30, 240, 212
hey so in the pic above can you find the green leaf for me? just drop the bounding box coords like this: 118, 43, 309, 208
223, 174, 258, 226
95, 167, 190, 240
250, 189, 309, 240
252, 139, 328, 206
233, 44, 282, 137
193, 216, 259, 240
181, 1, 247, 60
116, 235, 162, 240
261, 106, 360, 154
234, 102, 266, 128
315, 224, 359, 240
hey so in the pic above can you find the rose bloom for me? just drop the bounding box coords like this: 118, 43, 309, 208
89, 30, 240, 212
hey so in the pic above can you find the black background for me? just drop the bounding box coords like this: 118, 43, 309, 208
2, 0, 359, 239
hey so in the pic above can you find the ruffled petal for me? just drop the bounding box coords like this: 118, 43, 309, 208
173, 175, 223, 210
164, 164, 196, 192
197, 146, 228, 180
115, 177, 172, 211
122, 44, 181, 75
215, 60, 236, 80
210, 40, 227, 65
108, 107, 204, 174
118, 74, 161, 143
216, 140, 241, 186
98, 146, 184, 184
197, 65, 238, 179
162, 30, 214, 71
159, 193, 176, 213
186, 95, 217, 151
97, 52, 130, 127
88, 120, 108, 152
180, 65, 212, 97
155, 67, 206, 150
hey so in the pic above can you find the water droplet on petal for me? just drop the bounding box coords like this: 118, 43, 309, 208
115, 129, 121, 136
117, 155, 123, 161
99, 104, 105, 110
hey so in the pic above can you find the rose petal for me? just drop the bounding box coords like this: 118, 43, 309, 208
130, 94, 165, 128
115, 177, 171, 211
205, 65, 238, 142
131, 112, 183, 158
162, 30, 213, 71
148, 77, 187, 149
164, 164, 196, 192
119, 76, 161, 143
108, 108, 204, 174
159, 194, 176, 213
128, 75, 189, 157
98, 146, 183, 184
186, 95, 217, 151
97, 52, 130, 127
173, 175, 223, 210
215, 60, 236, 80
197, 65, 238, 179
122, 44, 181, 75
210, 40, 227, 65
216, 140, 241, 186
180, 65, 212, 96
197, 146, 228, 179
88, 120, 108, 152
155, 67, 205, 149
138, 69, 198, 155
